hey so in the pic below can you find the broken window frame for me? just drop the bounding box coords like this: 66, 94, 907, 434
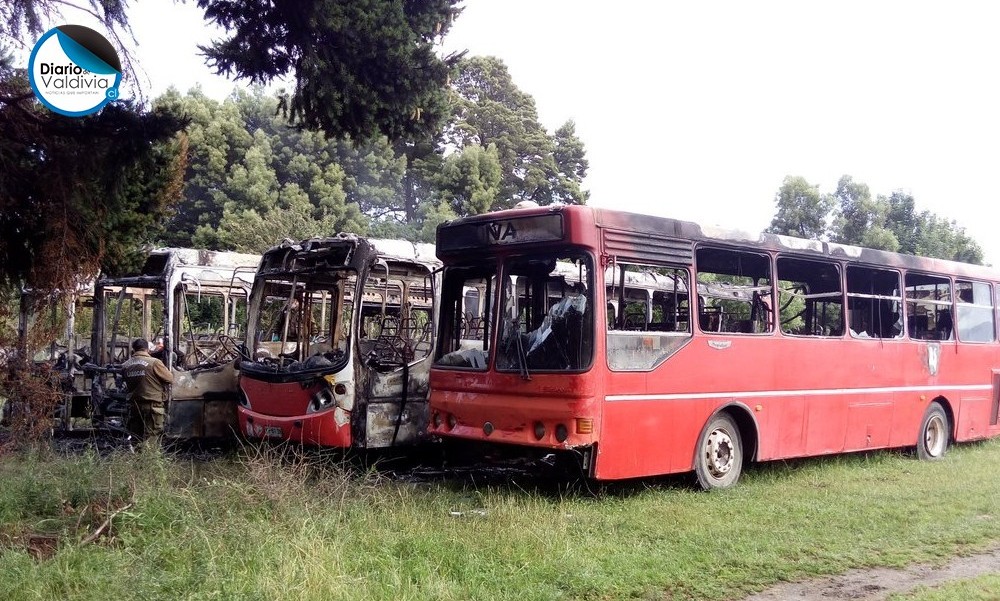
606, 262, 692, 372
905, 272, 954, 341
434, 263, 497, 371
695, 246, 774, 335
246, 272, 354, 373
776, 257, 844, 338
845, 265, 904, 340
494, 251, 595, 375
955, 279, 995, 343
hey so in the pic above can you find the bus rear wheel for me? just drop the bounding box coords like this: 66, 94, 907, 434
694, 413, 743, 490
916, 402, 949, 460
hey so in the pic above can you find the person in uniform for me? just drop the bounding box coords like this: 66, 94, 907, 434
121, 338, 173, 442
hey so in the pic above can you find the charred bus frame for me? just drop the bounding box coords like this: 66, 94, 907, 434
238, 235, 440, 449
89, 248, 260, 439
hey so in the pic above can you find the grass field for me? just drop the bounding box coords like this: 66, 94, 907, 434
0, 437, 998, 601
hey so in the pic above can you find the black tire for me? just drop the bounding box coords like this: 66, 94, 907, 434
694, 413, 743, 490
916, 401, 950, 460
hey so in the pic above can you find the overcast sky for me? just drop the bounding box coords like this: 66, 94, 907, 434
119, 1, 1000, 264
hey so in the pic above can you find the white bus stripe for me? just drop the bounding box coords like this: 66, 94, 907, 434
605, 384, 992, 402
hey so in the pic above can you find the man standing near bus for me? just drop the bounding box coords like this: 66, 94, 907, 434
121, 338, 173, 444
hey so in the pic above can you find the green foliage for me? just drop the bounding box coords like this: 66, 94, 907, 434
0, 441, 999, 599
159, 74, 590, 249
436, 143, 502, 216
0, 1, 129, 41
196, 0, 463, 143
830, 175, 900, 251
0, 71, 187, 289
446, 56, 589, 209
768, 175, 984, 264
766, 175, 833, 239
157, 88, 369, 252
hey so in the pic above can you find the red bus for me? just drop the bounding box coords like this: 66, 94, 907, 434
238, 235, 440, 448
428, 204, 1000, 488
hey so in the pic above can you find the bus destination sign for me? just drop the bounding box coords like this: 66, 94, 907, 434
438, 214, 564, 253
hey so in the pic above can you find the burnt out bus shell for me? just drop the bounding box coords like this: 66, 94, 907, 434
90, 248, 260, 439
14, 282, 96, 431
238, 234, 440, 449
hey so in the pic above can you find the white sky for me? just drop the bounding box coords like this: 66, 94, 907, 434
98, 1, 1000, 264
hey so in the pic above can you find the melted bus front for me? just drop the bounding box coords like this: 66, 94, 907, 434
238, 235, 439, 449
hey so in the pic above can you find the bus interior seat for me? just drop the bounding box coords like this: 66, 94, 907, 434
936, 309, 953, 340
699, 307, 722, 332
908, 314, 928, 339
623, 314, 646, 331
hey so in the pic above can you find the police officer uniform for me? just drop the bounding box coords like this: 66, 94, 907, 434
121, 340, 173, 440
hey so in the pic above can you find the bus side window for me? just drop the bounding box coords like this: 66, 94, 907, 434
904, 272, 952, 341
776, 257, 842, 337
846, 266, 903, 340
695, 247, 773, 334
606, 263, 691, 371
955, 280, 995, 343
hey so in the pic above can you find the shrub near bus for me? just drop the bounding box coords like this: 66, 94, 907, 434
428, 204, 1000, 488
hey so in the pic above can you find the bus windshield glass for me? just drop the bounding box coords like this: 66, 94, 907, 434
496, 253, 594, 374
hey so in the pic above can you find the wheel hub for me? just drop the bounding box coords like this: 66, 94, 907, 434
705, 429, 734, 477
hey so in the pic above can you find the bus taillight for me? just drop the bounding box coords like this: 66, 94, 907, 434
575, 418, 594, 435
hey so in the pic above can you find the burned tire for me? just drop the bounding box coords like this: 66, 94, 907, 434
916, 401, 949, 460
694, 413, 743, 490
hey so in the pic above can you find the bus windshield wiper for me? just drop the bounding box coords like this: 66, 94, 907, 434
514, 321, 531, 381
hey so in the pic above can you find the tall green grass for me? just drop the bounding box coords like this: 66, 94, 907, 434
0, 440, 998, 601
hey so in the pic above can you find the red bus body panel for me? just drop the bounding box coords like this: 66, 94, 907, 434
238, 377, 352, 447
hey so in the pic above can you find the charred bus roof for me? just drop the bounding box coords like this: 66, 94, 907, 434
437, 204, 996, 280
257, 234, 439, 276
97, 248, 261, 288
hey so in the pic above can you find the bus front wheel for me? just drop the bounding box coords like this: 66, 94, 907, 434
694, 413, 743, 490
916, 401, 949, 461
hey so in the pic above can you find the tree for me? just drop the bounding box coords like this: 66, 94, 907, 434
766, 176, 832, 239
551, 121, 591, 205
435, 143, 502, 217
830, 175, 899, 252
156, 88, 371, 252
767, 175, 984, 264
196, 0, 463, 142
0, 71, 186, 289
446, 56, 588, 209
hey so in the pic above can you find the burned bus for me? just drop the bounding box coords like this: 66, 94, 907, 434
238, 235, 440, 449
11, 282, 96, 431
89, 248, 260, 439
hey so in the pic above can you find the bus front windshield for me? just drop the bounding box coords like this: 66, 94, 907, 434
497, 253, 593, 373
247, 273, 353, 372
435, 252, 594, 374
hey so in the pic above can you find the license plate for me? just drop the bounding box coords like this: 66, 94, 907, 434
265, 426, 283, 438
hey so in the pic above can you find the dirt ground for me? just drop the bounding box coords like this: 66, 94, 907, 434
739, 546, 1000, 600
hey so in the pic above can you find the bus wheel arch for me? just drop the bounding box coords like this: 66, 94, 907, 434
693, 404, 757, 491
916, 397, 952, 461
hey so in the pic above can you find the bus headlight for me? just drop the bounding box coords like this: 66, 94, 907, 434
308, 387, 336, 414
